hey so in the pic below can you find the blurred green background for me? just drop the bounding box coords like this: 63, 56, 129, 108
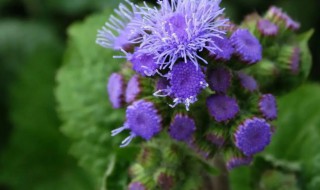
0, 0, 319, 190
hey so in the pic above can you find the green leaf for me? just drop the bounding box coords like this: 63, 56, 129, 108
298, 29, 314, 79
266, 83, 320, 189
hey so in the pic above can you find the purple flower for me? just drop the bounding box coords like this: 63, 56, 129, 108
230, 29, 262, 64
132, 0, 228, 69
236, 72, 258, 92
266, 6, 300, 31
112, 100, 162, 147
207, 67, 232, 94
234, 117, 272, 156
128, 182, 146, 190
206, 94, 239, 122
169, 114, 196, 142
257, 19, 279, 36
226, 156, 253, 170
129, 51, 159, 76
96, 2, 140, 50
125, 75, 141, 104
259, 94, 277, 120
107, 73, 125, 109
169, 61, 207, 110
208, 35, 234, 61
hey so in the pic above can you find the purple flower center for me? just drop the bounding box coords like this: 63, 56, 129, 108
206, 94, 239, 122
169, 114, 196, 142
235, 117, 272, 156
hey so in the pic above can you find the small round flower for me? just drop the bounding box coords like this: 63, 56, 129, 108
230, 29, 262, 64
236, 72, 258, 92
96, 2, 139, 50
208, 35, 234, 61
107, 73, 125, 109
206, 94, 239, 122
169, 114, 196, 142
257, 19, 279, 36
125, 75, 141, 104
132, 0, 228, 69
111, 100, 162, 147
128, 182, 146, 190
130, 51, 159, 76
169, 61, 207, 110
234, 117, 272, 156
226, 156, 253, 170
207, 67, 232, 93
259, 94, 277, 120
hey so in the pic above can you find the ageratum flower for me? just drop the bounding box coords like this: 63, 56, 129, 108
208, 35, 234, 61
112, 100, 162, 147
107, 73, 125, 108
234, 117, 272, 156
206, 94, 239, 122
169, 114, 196, 142
236, 72, 258, 92
96, 1, 140, 50
259, 94, 278, 120
129, 50, 159, 76
207, 66, 232, 93
133, 0, 228, 69
230, 29, 262, 64
125, 75, 141, 103
128, 182, 146, 190
257, 19, 279, 36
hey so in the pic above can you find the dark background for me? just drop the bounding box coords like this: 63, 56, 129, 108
0, 0, 319, 189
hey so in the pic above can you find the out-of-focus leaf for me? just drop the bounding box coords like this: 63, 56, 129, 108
266, 83, 320, 189
56, 11, 138, 189
230, 167, 252, 190
298, 29, 314, 79
0, 20, 93, 190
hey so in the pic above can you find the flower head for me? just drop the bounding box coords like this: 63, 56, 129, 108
234, 117, 272, 156
169, 114, 196, 142
206, 94, 239, 122
259, 94, 277, 120
257, 19, 279, 36
236, 72, 258, 92
96, 1, 140, 50
207, 66, 232, 93
107, 73, 125, 109
125, 75, 141, 103
226, 156, 252, 170
169, 61, 207, 110
112, 100, 162, 147
206, 133, 225, 147
133, 0, 228, 69
230, 29, 262, 64
208, 35, 234, 61
265, 6, 300, 31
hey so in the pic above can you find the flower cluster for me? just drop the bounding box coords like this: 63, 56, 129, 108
97, 0, 310, 188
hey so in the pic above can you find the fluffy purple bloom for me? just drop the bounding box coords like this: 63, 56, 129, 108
128, 182, 146, 190
258, 19, 279, 36
112, 100, 162, 147
236, 72, 258, 92
259, 94, 277, 120
208, 35, 234, 61
129, 51, 159, 76
169, 61, 207, 110
96, 2, 140, 50
169, 114, 196, 142
206, 94, 239, 122
125, 75, 141, 103
207, 67, 232, 93
107, 73, 125, 109
230, 29, 262, 64
226, 156, 253, 170
290, 47, 300, 74
235, 117, 272, 156
132, 0, 228, 69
